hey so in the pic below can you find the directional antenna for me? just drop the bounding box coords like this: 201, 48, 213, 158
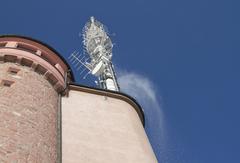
68, 16, 119, 91
68, 51, 91, 79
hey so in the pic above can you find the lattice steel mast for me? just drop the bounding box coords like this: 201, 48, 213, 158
83, 17, 119, 91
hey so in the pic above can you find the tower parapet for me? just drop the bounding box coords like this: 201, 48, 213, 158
0, 35, 73, 92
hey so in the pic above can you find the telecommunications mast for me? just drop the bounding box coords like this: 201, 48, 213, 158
69, 17, 119, 91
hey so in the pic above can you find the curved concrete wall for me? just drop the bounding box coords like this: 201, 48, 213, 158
0, 62, 58, 162
62, 86, 157, 163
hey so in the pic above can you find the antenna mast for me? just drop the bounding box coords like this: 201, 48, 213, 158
70, 17, 119, 91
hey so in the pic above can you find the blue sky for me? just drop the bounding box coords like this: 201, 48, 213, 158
0, 0, 239, 162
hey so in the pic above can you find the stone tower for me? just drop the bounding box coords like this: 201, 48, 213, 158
0, 36, 72, 162
0, 35, 157, 163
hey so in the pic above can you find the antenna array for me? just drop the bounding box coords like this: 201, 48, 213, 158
69, 17, 119, 91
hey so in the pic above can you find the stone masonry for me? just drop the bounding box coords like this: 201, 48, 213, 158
0, 62, 58, 162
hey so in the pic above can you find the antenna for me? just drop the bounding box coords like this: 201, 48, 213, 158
69, 16, 120, 91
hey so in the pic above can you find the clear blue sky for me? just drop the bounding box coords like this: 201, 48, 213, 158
0, 0, 239, 162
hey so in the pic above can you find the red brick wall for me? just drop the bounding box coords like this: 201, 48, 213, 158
0, 62, 58, 162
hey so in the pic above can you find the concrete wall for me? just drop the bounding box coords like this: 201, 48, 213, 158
62, 87, 157, 163
0, 62, 58, 162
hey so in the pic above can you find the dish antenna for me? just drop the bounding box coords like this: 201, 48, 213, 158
69, 16, 119, 91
